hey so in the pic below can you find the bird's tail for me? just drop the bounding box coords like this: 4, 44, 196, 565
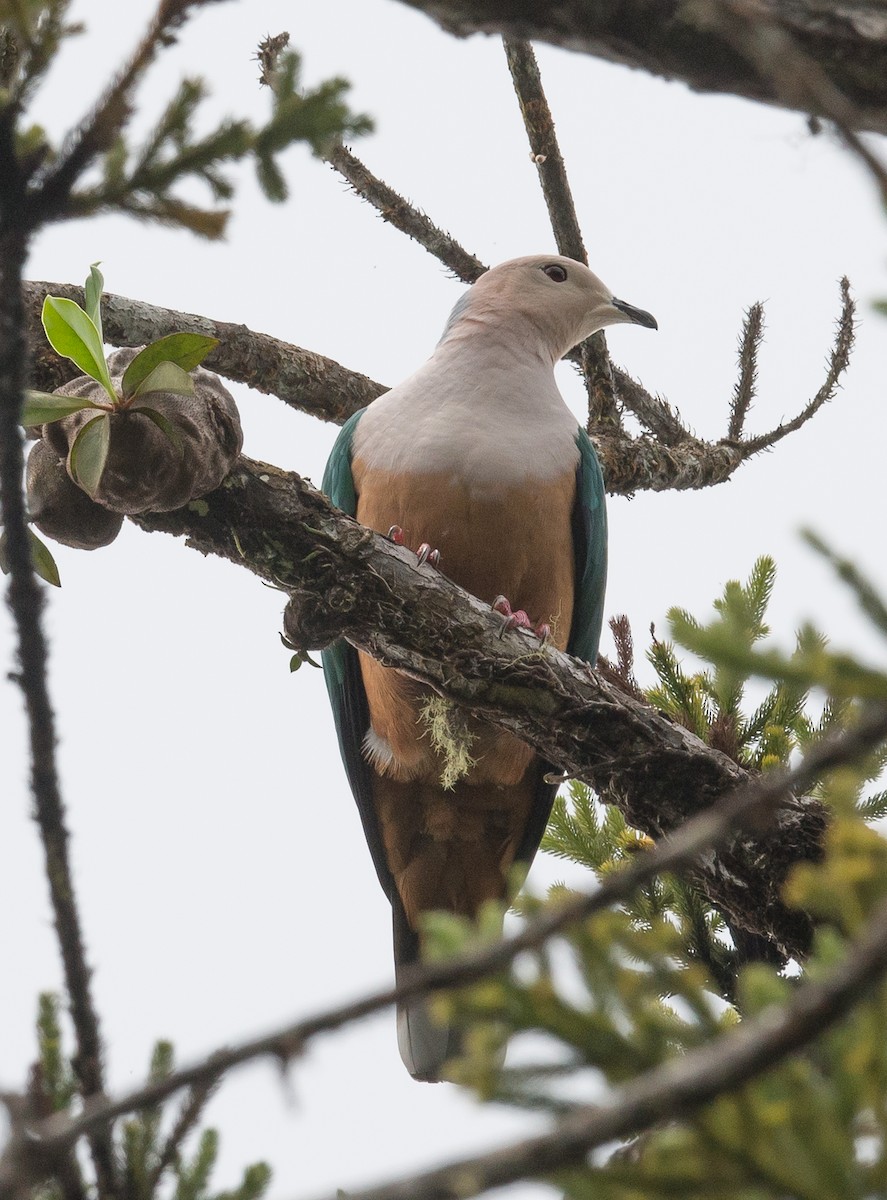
392, 896, 461, 1082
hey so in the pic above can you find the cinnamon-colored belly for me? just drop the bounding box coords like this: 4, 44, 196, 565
351, 460, 577, 924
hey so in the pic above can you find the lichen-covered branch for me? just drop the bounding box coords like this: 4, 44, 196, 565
502, 36, 619, 430
130, 456, 825, 959
325, 142, 486, 281
741, 276, 855, 454
23, 279, 854, 496
22, 281, 385, 425
393, 0, 887, 135
692, 0, 887, 204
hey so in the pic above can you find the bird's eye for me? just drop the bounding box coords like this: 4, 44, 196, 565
542, 264, 568, 283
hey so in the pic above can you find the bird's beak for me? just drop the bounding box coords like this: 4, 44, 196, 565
612, 297, 658, 330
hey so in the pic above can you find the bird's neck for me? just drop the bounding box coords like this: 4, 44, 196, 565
437, 311, 562, 370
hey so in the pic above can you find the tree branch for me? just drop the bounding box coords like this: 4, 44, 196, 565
22, 280, 385, 425
1, 258, 116, 1192
118, 455, 825, 960
392, 0, 887, 135
30, 0, 215, 223
310, 885, 887, 1200
740, 276, 855, 454
690, 0, 887, 204
23, 279, 854, 496
501, 37, 619, 431
4, 704, 882, 1197
325, 142, 486, 281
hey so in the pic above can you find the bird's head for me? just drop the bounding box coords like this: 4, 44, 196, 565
442, 255, 657, 363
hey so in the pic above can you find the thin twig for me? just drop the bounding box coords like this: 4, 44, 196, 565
502, 37, 619, 430
611, 366, 689, 445
728, 302, 764, 440
325, 142, 486, 282
8, 704, 884, 1181
741, 277, 855, 454
145, 1080, 217, 1194
501, 38, 586, 262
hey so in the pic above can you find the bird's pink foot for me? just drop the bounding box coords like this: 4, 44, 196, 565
492, 596, 550, 642
387, 526, 440, 568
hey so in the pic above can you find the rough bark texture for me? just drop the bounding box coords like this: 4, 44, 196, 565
131, 456, 824, 960
21, 278, 842, 961
22, 281, 384, 426
24, 281, 852, 498
394, 0, 887, 133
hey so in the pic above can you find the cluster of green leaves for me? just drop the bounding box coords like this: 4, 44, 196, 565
424, 547, 887, 1198
1, 263, 218, 587
31, 995, 271, 1200
23, 264, 218, 493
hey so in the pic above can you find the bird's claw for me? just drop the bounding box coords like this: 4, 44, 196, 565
388, 526, 440, 568
492, 596, 549, 642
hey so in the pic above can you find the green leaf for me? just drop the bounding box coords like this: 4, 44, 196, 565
132, 406, 183, 453
69, 414, 111, 495
28, 529, 61, 586
0, 529, 61, 586
121, 333, 218, 398
41, 296, 116, 401
131, 360, 194, 399
21, 391, 104, 426
84, 263, 104, 343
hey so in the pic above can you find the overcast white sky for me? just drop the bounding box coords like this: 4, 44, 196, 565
2, 2, 887, 1197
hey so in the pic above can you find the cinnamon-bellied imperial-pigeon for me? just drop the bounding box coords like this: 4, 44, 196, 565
322, 255, 656, 1080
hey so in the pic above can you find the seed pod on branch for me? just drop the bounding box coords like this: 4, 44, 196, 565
43, 348, 243, 514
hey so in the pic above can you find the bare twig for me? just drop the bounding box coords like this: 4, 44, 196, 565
325, 142, 486, 282
5, 704, 884, 1193
728, 302, 764, 440
501, 38, 585, 262
611, 366, 689, 446
502, 37, 619, 430
741, 277, 855, 454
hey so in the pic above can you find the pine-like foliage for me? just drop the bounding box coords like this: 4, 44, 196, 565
424, 548, 887, 1198
28, 997, 271, 1200
0, 6, 372, 236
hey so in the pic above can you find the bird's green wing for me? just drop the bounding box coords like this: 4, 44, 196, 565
321, 412, 394, 897
568, 427, 608, 663
512, 428, 608, 870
